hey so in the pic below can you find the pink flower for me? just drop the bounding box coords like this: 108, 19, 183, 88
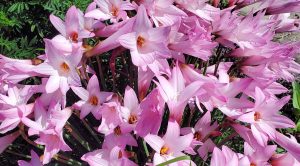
155, 63, 202, 122
18, 150, 42, 166
50, 6, 94, 42
136, 88, 165, 137
72, 75, 113, 119
243, 142, 277, 166
274, 131, 300, 162
34, 39, 82, 94
168, 16, 217, 61
237, 87, 295, 146
85, 0, 135, 23
175, 0, 220, 21
141, 0, 187, 26
181, 111, 217, 154
26, 101, 72, 164
118, 5, 171, 67
144, 121, 194, 165
120, 86, 141, 127
271, 153, 300, 166
81, 146, 137, 166
210, 146, 241, 166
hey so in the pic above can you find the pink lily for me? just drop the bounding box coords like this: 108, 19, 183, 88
140, 0, 187, 26
25, 101, 72, 164
271, 153, 300, 166
155, 63, 202, 122
120, 86, 140, 127
175, 0, 220, 21
237, 87, 295, 146
210, 146, 241, 166
118, 5, 171, 67
136, 88, 165, 137
50, 6, 94, 42
144, 121, 194, 165
72, 75, 113, 119
85, 0, 135, 23
274, 131, 300, 162
181, 111, 218, 154
34, 39, 82, 94
18, 150, 43, 166
81, 146, 137, 166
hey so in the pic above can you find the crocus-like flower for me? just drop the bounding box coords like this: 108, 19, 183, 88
72, 74, 113, 119
237, 87, 295, 146
81, 146, 137, 166
18, 150, 43, 166
119, 5, 171, 67
181, 111, 218, 154
120, 86, 140, 127
210, 146, 241, 166
50, 6, 94, 42
155, 63, 203, 122
136, 88, 165, 137
34, 39, 82, 94
140, 0, 187, 26
144, 121, 194, 165
85, 0, 135, 23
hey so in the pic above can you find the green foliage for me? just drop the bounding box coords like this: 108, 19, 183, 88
156, 156, 192, 166
0, 0, 92, 59
292, 82, 300, 132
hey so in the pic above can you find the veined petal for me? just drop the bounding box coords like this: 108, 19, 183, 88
65, 6, 79, 37
45, 75, 60, 94
124, 86, 138, 111
144, 134, 165, 153
49, 15, 66, 36
85, 9, 111, 20
134, 5, 152, 32
119, 32, 137, 50
71, 86, 89, 101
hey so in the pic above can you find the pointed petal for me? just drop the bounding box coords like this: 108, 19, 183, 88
49, 15, 66, 36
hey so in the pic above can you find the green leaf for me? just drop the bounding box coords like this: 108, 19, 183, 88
292, 82, 300, 110
296, 120, 300, 132
156, 156, 191, 166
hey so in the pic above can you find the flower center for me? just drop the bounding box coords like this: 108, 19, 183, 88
118, 150, 123, 159
160, 146, 169, 155
137, 36, 145, 47
111, 6, 119, 16
60, 62, 70, 73
114, 126, 122, 136
254, 112, 261, 121
31, 58, 43, 65
70, 32, 78, 42
250, 163, 256, 166
194, 131, 202, 141
128, 114, 138, 124
88, 95, 98, 106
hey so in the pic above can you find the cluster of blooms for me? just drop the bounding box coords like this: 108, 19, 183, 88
1, 0, 300, 165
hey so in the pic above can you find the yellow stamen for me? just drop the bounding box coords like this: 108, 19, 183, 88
88, 95, 99, 106
128, 114, 138, 124
254, 112, 261, 121
60, 62, 70, 73
137, 36, 145, 47
160, 146, 169, 155
114, 126, 122, 136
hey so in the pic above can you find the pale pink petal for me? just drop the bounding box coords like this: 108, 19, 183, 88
144, 134, 164, 153
134, 5, 152, 32
124, 86, 138, 111
65, 6, 79, 37
71, 86, 89, 101
87, 75, 101, 92
45, 75, 60, 94
118, 32, 138, 50
49, 15, 66, 36
85, 9, 111, 20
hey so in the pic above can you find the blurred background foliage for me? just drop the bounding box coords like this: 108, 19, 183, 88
0, 0, 92, 59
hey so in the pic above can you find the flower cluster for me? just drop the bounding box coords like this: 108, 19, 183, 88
1, 0, 300, 165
